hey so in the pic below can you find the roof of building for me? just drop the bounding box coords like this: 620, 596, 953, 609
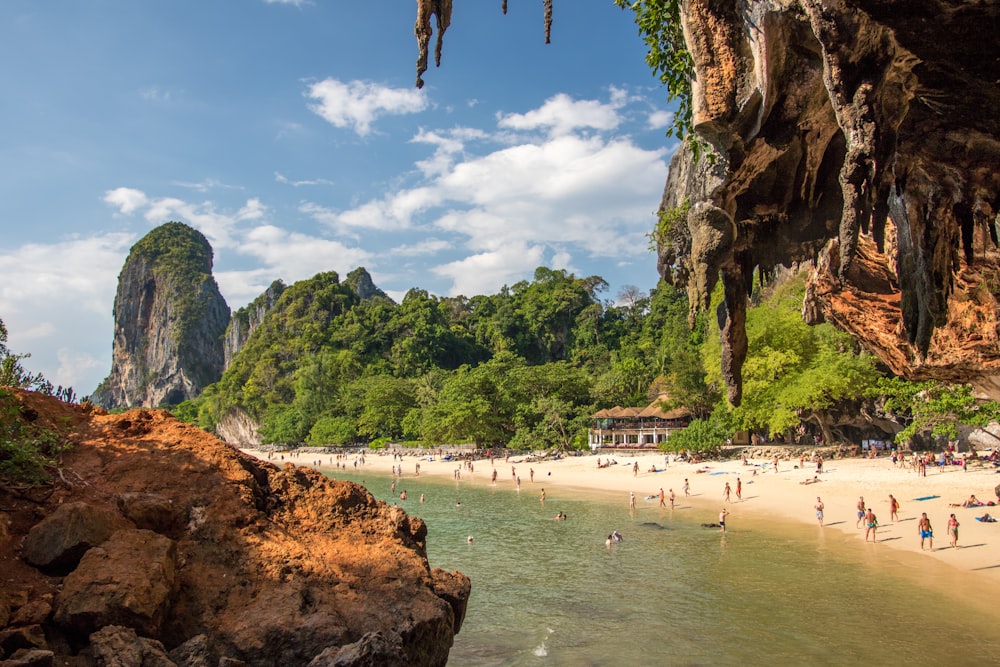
591, 393, 692, 421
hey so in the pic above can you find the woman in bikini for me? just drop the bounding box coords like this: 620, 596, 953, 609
947, 513, 960, 548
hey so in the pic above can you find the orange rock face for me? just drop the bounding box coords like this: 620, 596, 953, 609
0, 390, 469, 666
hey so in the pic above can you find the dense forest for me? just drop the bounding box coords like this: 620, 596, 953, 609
169, 264, 941, 452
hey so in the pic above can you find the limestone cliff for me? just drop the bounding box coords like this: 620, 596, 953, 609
92, 222, 230, 408
0, 390, 469, 666
223, 280, 286, 370
659, 0, 1000, 403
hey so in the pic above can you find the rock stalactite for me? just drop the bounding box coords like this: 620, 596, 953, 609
660, 0, 1000, 402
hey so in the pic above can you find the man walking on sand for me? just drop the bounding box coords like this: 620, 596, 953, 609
856, 496, 866, 528
736, 477, 742, 500
723, 482, 732, 503
683, 478, 690, 496
864, 508, 878, 542
815, 497, 825, 526
918, 512, 934, 550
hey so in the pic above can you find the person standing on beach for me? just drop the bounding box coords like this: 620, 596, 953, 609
888, 494, 900, 522
669, 489, 675, 509
723, 482, 732, 503
540, 488, 546, 504
683, 478, 690, 496
629, 491, 636, 513
658, 487, 665, 508
947, 513, 959, 548
633, 461, 639, 477
918, 512, 934, 550
864, 508, 878, 542
736, 477, 742, 500
815, 497, 825, 526
530, 468, 535, 482
773, 455, 779, 473
719, 507, 730, 532
856, 496, 866, 528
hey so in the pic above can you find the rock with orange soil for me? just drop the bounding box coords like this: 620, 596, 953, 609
0, 390, 469, 667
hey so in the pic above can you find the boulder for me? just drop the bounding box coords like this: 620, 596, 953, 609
89, 625, 176, 667
54, 529, 176, 638
167, 634, 211, 667
10, 601, 51, 627
0, 625, 47, 656
306, 632, 405, 667
22, 502, 124, 574
0, 649, 55, 667
117, 493, 183, 537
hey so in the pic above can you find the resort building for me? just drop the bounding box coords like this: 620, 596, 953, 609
589, 393, 692, 450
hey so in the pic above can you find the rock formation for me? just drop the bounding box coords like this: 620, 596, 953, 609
0, 390, 469, 666
658, 0, 1000, 403
344, 267, 392, 303
92, 222, 230, 409
223, 280, 286, 370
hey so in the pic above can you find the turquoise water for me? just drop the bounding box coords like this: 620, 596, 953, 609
331, 470, 1000, 666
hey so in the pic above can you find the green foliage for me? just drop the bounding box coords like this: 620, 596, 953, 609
307, 416, 357, 445
649, 198, 690, 251
704, 271, 883, 437
0, 389, 69, 485
871, 378, 1000, 445
258, 405, 309, 444
0, 318, 48, 392
661, 411, 730, 454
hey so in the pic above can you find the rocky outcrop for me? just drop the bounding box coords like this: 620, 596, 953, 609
214, 407, 263, 448
344, 267, 392, 303
659, 1, 1000, 402
92, 222, 230, 408
223, 280, 285, 370
0, 390, 469, 666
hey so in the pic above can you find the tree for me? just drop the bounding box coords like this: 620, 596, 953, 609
873, 378, 1000, 448
0, 318, 47, 391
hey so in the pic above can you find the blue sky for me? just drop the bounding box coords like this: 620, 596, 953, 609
0, 0, 679, 395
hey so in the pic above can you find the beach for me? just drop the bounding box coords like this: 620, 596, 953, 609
245, 447, 1000, 601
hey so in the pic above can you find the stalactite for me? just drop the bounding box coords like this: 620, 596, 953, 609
543, 0, 552, 44
415, 0, 453, 89
416, 1, 555, 87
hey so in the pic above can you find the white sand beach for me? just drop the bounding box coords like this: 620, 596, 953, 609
245, 447, 1000, 607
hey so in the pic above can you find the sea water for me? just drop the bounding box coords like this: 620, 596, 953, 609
330, 470, 1000, 666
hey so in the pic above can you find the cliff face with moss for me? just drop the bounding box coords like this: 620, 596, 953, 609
658, 0, 1000, 402
92, 222, 230, 408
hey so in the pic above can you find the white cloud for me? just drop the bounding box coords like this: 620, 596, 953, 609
265, 0, 310, 6
171, 178, 244, 193
274, 172, 334, 187
103, 187, 148, 215
306, 78, 428, 136
390, 238, 452, 257
0, 232, 136, 393
301, 186, 439, 233
433, 242, 547, 296
647, 109, 674, 130
497, 93, 622, 137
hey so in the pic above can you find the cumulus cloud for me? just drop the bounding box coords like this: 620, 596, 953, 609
103, 187, 148, 215
0, 233, 136, 392
497, 93, 622, 137
306, 78, 428, 136
647, 109, 674, 130
433, 242, 547, 296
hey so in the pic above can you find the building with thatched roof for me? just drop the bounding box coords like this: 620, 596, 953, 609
588, 393, 692, 450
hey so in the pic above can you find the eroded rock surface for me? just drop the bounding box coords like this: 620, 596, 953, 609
1, 390, 469, 666
660, 0, 1000, 401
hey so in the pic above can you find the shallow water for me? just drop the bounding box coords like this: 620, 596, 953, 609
331, 469, 1000, 666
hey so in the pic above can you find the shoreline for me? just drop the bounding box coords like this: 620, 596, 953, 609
243, 447, 1000, 608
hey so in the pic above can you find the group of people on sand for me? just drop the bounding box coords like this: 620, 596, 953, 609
854, 494, 961, 549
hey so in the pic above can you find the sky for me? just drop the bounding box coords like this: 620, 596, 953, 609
0, 0, 679, 396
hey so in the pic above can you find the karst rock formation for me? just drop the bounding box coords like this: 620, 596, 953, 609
92, 222, 230, 409
657, 0, 1000, 403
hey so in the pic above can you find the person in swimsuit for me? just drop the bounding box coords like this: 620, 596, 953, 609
888, 494, 900, 521
815, 497, 825, 526
719, 507, 730, 533
856, 496, 866, 529
683, 478, 690, 496
947, 513, 960, 548
723, 482, 731, 503
918, 512, 934, 550
864, 508, 878, 542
